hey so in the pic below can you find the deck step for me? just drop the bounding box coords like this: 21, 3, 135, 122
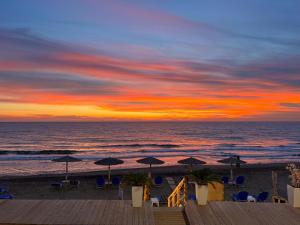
154, 210, 187, 225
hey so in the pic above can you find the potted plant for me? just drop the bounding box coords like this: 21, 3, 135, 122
190, 169, 220, 206
122, 173, 151, 207
286, 164, 300, 207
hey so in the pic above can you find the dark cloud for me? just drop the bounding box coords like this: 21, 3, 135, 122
280, 103, 300, 108
0, 28, 73, 60
0, 27, 300, 96
0, 71, 120, 96
232, 57, 300, 88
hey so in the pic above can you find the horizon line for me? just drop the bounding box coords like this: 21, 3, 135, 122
1, 120, 300, 123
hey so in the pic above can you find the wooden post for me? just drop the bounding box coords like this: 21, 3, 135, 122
177, 188, 180, 206
143, 185, 150, 201
172, 195, 175, 207
272, 171, 278, 196
183, 177, 188, 205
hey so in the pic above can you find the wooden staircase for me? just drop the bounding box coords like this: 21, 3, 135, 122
152, 177, 189, 225
167, 177, 187, 207
153, 208, 187, 225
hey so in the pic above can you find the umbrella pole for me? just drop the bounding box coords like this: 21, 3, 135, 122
230, 164, 233, 181
148, 164, 152, 178
108, 164, 111, 184
190, 164, 193, 173
65, 161, 68, 181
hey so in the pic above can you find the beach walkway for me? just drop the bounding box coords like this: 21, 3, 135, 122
0, 200, 299, 225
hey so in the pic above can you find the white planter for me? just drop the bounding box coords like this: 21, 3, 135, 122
195, 184, 208, 206
132, 186, 143, 207
287, 184, 300, 208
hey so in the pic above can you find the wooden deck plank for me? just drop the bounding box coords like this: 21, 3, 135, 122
93, 200, 108, 225
105, 200, 120, 225
235, 202, 272, 225
266, 203, 300, 225
186, 201, 300, 225
207, 201, 233, 225
197, 203, 223, 225
0, 200, 299, 225
124, 200, 132, 225
185, 201, 206, 225
144, 202, 155, 225
82, 200, 99, 225
216, 202, 260, 225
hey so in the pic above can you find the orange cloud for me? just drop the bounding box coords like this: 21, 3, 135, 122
0, 28, 300, 121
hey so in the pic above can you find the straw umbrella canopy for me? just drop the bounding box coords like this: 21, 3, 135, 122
217, 156, 246, 181
52, 156, 82, 180
136, 157, 165, 177
177, 157, 206, 172
95, 157, 124, 183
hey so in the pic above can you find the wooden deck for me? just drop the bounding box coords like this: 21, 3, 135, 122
0, 200, 155, 225
185, 201, 300, 225
0, 200, 300, 225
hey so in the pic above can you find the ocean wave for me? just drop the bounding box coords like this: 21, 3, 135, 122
217, 143, 236, 147
138, 149, 200, 153
96, 144, 181, 148
0, 150, 78, 155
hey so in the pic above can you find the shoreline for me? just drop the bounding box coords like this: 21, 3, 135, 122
0, 162, 296, 181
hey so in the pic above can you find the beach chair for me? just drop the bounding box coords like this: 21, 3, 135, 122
0, 194, 14, 199
255, 192, 269, 202
96, 176, 105, 189
112, 177, 121, 187
221, 176, 229, 184
188, 193, 196, 201
234, 176, 245, 186
151, 196, 163, 207
154, 176, 163, 186
70, 180, 80, 188
0, 186, 7, 194
51, 182, 63, 190
232, 191, 248, 201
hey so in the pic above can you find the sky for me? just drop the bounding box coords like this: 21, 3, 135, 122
0, 0, 300, 121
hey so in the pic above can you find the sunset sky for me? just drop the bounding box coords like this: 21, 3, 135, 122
0, 0, 300, 121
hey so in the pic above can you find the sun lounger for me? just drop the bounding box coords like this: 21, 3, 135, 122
0, 186, 8, 194
151, 197, 160, 207
70, 180, 80, 188
154, 176, 163, 186
232, 191, 248, 201
112, 177, 121, 187
96, 176, 105, 189
234, 176, 245, 186
51, 182, 63, 189
221, 176, 229, 184
188, 194, 196, 201
0, 194, 14, 199
255, 191, 269, 202
166, 177, 176, 189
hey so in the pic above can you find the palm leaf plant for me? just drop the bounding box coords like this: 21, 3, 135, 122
122, 173, 152, 186
190, 168, 220, 187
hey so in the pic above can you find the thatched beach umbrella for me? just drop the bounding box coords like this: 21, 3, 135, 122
136, 157, 165, 177
52, 155, 82, 180
178, 157, 206, 172
218, 155, 246, 181
95, 157, 124, 184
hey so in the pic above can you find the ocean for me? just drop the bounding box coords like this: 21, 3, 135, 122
0, 122, 299, 176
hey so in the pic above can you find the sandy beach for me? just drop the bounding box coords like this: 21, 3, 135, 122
0, 163, 295, 202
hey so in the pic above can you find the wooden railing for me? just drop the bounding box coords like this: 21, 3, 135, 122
167, 177, 188, 207
144, 185, 150, 201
